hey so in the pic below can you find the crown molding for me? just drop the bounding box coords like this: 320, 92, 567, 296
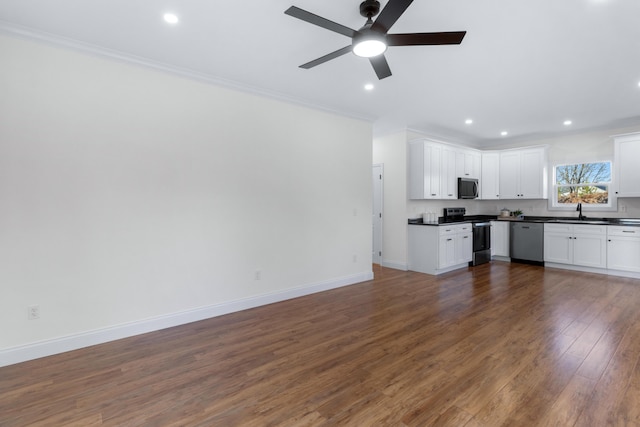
0, 20, 374, 124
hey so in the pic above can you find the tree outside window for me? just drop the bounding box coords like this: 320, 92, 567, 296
555, 162, 611, 205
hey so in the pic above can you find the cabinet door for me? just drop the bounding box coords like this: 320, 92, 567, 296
441, 147, 457, 199
607, 237, 640, 272
470, 152, 481, 179
439, 235, 456, 268
456, 232, 473, 264
491, 221, 510, 257
615, 136, 640, 197
456, 150, 481, 179
408, 141, 426, 199
409, 141, 442, 199
573, 234, 607, 268
519, 148, 546, 199
481, 152, 500, 199
499, 151, 520, 199
427, 144, 442, 199
544, 232, 573, 264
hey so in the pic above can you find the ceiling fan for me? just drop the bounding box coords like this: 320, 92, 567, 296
284, 0, 467, 80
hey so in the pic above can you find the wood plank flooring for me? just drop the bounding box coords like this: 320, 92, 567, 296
2, 261, 640, 426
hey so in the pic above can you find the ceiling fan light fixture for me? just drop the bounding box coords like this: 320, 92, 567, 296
353, 36, 387, 58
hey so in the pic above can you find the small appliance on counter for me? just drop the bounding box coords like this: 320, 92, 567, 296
422, 212, 438, 223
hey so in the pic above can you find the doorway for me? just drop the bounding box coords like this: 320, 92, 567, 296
372, 164, 383, 265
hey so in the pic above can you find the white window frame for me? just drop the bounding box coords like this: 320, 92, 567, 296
548, 160, 617, 212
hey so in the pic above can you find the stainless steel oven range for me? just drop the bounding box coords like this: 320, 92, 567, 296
470, 221, 491, 266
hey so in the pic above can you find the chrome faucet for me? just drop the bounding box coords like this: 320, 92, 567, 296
576, 202, 584, 220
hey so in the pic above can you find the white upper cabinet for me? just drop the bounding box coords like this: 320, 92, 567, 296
409, 140, 442, 199
409, 140, 485, 200
456, 149, 481, 179
441, 146, 458, 199
614, 133, 640, 198
481, 152, 500, 200
409, 140, 547, 201
499, 147, 548, 199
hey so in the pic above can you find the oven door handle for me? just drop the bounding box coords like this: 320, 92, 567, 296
472, 222, 492, 227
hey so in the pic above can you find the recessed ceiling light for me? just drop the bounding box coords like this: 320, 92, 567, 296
563, 120, 572, 126
465, 119, 473, 125
501, 131, 508, 136
163, 13, 179, 24
364, 83, 374, 91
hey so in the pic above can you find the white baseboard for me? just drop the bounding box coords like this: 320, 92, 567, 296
544, 263, 640, 279
0, 271, 373, 368
381, 259, 408, 271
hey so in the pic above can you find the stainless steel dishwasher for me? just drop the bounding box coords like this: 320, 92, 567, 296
510, 221, 544, 265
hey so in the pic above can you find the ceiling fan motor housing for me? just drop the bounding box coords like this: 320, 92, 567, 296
360, 0, 381, 19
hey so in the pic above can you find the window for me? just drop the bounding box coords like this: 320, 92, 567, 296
551, 161, 615, 210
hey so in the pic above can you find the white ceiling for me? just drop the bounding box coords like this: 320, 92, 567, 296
1, 0, 640, 147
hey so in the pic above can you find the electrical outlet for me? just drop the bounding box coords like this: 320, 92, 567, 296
352, 254, 358, 263
621, 205, 627, 212
255, 270, 261, 280
28, 305, 40, 320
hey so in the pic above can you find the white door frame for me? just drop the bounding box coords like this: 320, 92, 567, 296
372, 164, 384, 265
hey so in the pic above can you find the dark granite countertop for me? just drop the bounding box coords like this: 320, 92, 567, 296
408, 216, 640, 227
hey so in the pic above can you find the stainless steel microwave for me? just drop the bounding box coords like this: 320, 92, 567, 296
458, 177, 479, 199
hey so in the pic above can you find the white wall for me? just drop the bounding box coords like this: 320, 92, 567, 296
373, 126, 640, 270
0, 35, 373, 365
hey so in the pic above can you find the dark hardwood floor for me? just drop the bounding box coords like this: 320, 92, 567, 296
2, 261, 640, 426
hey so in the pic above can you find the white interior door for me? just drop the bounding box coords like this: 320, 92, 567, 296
372, 164, 383, 265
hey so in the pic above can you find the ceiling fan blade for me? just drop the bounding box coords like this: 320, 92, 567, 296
299, 45, 353, 69
285, 6, 357, 38
370, 0, 414, 34
369, 55, 392, 80
387, 31, 467, 46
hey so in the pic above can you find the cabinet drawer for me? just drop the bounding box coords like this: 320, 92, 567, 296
439, 223, 471, 235
544, 223, 571, 233
574, 225, 607, 235
545, 223, 607, 235
608, 226, 640, 237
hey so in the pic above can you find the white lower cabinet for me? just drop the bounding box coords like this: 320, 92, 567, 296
544, 223, 607, 268
490, 221, 510, 257
438, 224, 473, 268
409, 223, 472, 275
607, 226, 640, 273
